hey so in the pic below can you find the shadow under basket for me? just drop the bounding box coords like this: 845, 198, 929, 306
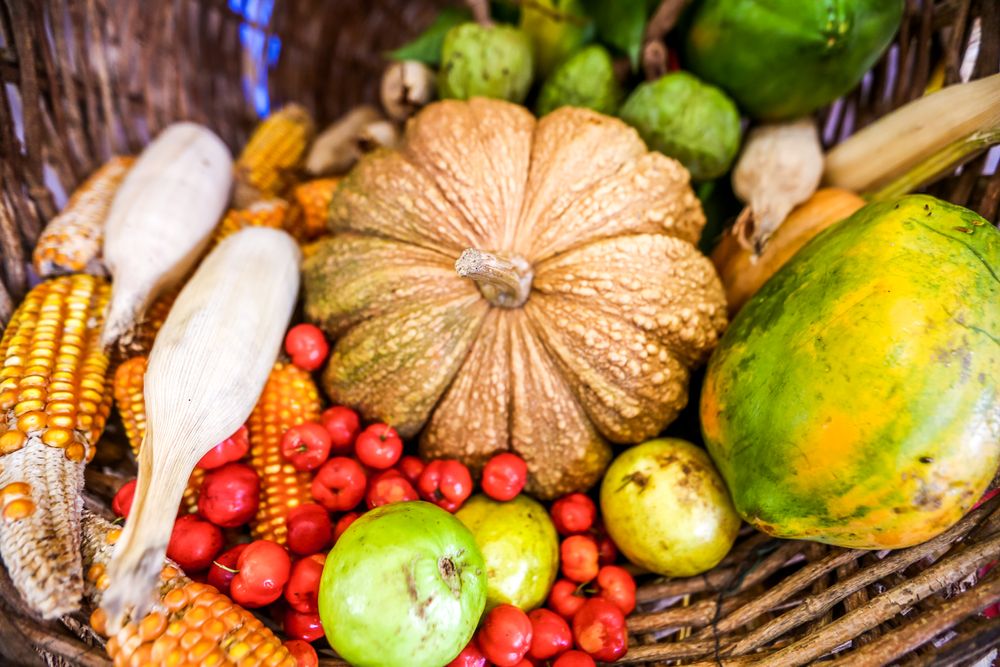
0, 0, 999, 665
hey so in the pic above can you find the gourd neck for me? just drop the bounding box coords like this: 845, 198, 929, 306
455, 248, 533, 308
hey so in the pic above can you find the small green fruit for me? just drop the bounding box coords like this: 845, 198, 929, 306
319, 501, 487, 667
455, 495, 559, 611
536, 45, 622, 116
600, 439, 740, 577
519, 0, 592, 77
438, 23, 535, 103
618, 71, 742, 180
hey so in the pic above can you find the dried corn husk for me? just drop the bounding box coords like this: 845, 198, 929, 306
100, 227, 300, 631
824, 73, 1000, 197
305, 106, 396, 176
732, 118, 823, 254
100, 123, 232, 349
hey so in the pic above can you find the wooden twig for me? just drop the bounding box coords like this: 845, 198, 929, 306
827, 573, 1000, 666
760, 531, 1000, 667
692, 548, 864, 640
725, 498, 1000, 656
637, 541, 799, 603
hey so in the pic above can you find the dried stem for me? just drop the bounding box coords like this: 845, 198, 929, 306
762, 531, 1000, 667
455, 248, 533, 308
827, 572, 1000, 666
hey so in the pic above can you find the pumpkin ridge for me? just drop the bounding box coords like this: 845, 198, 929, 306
400, 98, 534, 250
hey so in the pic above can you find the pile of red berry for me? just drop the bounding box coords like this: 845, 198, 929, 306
111, 324, 638, 666
448, 493, 634, 667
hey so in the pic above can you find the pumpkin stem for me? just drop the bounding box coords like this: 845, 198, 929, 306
455, 248, 533, 308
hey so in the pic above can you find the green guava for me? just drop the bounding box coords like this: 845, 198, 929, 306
455, 494, 559, 611
519, 0, 592, 77
600, 439, 740, 577
318, 501, 487, 667
536, 44, 622, 116
438, 23, 534, 103
618, 71, 742, 180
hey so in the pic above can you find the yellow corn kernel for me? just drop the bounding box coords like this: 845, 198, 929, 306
84, 513, 296, 667
0, 275, 111, 462
233, 104, 314, 208
112, 355, 207, 514
0, 275, 112, 618
249, 362, 321, 544
210, 199, 290, 248
32, 157, 134, 277
284, 178, 338, 242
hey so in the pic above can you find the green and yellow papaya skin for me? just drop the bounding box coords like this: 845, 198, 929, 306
702, 195, 1000, 549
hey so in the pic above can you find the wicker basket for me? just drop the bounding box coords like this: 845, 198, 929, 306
0, 0, 998, 665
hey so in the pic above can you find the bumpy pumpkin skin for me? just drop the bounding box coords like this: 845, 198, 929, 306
304, 98, 727, 498
702, 195, 1000, 549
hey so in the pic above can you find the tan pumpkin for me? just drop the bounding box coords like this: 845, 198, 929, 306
303, 98, 726, 498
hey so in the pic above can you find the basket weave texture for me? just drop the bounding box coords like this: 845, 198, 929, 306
0, 0, 998, 666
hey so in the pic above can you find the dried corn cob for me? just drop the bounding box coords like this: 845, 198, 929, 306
82, 512, 296, 667
114, 288, 178, 361
249, 361, 321, 544
234, 104, 315, 208
111, 356, 204, 515
0, 274, 112, 617
284, 178, 338, 242
211, 198, 290, 248
32, 157, 134, 278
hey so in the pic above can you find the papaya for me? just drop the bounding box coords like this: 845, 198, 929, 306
701, 195, 1000, 549
684, 0, 903, 120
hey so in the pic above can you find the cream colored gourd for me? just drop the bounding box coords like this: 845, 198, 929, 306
100, 227, 300, 631
731, 118, 823, 253
101, 122, 232, 349
304, 99, 727, 499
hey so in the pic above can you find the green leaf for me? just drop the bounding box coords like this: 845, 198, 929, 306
389, 7, 472, 66
581, 0, 648, 68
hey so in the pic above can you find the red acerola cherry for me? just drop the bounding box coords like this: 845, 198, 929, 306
286, 503, 333, 556
311, 457, 367, 511
547, 579, 586, 620
283, 639, 318, 667
595, 565, 637, 615
196, 425, 250, 470
572, 598, 628, 662
281, 422, 333, 471
527, 608, 573, 660
206, 543, 248, 595
551, 493, 596, 535
284, 608, 325, 643
477, 604, 533, 667
230, 540, 292, 608
354, 423, 403, 469
334, 511, 361, 542
284, 324, 329, 372
560, 534, 600, 583
197, 462, 260, 528
112, 479, 136, 518
321, 406, 361, 454
553, 650, 596, 667
366, 469, 419, 509
285, 554, 325, 614
397, 455, 426, 486
445, 641, 488, 667
481, 452, 527, 501
417, 459, 473, 511
166, 514, 224, 572
594, 527, 618, 566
